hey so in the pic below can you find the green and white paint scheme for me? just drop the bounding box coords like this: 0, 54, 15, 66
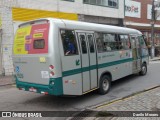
13, 18, 149, 96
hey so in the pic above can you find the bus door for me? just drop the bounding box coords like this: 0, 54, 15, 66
86, 33, 97, 89
76, 32, 97, 93
130, 35, 141, 73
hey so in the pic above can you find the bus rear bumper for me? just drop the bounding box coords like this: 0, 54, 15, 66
14, 76, 63, 96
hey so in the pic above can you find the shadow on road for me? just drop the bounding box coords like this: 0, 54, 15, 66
22, 74, 141, 110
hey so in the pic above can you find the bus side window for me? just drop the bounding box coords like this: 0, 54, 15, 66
60, 30, 78, 56
107, 34, 118, 51
119, 35, 131, 50
87, 35, 95, 53
80, 35, 87, 54
125, 35, 131, 49
138, 36, 148, 56
103, 33, 111, 51
96, 33, 104, 53
96, 33, 119, 52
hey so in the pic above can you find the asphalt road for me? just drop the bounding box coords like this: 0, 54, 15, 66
0, 61, 160, 120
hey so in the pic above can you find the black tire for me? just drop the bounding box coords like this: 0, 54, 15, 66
139, 63, 147, 76
98, 75, 111, 95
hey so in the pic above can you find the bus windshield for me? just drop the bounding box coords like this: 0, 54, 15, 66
13, 23, 49, 55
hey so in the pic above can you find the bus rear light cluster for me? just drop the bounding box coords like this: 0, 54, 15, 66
49, 65, 55, 77
19, 88, 25, 91
50, 71, 55, 77
41, 91, 49, 95
49, 65, 54, 70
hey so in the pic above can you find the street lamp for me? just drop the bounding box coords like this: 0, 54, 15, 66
151, 0, 156, 59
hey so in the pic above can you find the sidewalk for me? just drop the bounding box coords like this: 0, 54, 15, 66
82, 86, 160, 120
0, 75, 15, 86
149, 56, 160, 61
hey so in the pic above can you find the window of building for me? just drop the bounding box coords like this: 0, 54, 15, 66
108, 0, 118, 7
91, 0, 97, 4
84, 0, 90, 4
96, 32, 119, 53
102, 0, 108, 6
62, 0, 74, 2
83, 0, 118, 8
60, 30, 78, 56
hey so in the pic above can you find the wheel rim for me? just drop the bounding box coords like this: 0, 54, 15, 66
102, 79, 109, 91
142, 66, 146, 74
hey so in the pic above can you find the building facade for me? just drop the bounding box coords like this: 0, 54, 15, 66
0, 0, 124, 75
124, 0, 160, 55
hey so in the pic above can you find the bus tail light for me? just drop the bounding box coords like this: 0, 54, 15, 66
41, 91, 49, 95
19, 88, 25, 91
49, 65, 54, 70
50, 71, 55, 77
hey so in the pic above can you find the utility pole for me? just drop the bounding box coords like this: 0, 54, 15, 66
151, 0, 155, 59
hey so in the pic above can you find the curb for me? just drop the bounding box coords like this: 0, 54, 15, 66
0, 75, 15, 87
66, 85, 160, 120
149, 58, 160, 61
0, 83, 15, 87
90, 85, 160, 110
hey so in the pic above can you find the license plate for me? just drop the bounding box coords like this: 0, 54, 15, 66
29, 87, 37, 92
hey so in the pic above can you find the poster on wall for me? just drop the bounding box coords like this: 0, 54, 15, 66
125, 0, 141, 18
13, 23, 49, 55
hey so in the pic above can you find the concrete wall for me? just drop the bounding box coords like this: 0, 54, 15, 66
0, 7, 14, 75
0, 0, 17, 75
15, 0, 124, 19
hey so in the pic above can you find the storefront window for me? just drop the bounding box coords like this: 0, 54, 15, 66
83, 0, 118, 8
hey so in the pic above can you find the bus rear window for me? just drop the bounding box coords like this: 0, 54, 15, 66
34, 39, 45, 49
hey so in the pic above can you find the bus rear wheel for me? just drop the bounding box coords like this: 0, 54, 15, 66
139, 63, 147, 76
98, 75, 111, 95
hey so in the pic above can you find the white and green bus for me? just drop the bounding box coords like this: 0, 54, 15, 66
13, 18, 149, 96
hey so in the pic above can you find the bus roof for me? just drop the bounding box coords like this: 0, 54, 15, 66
19, 18, 142, 35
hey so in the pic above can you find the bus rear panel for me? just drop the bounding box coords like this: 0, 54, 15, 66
13, 20, 63, 96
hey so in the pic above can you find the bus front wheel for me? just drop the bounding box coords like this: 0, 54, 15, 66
139, 63, 147, 76
98, 75, 111, 95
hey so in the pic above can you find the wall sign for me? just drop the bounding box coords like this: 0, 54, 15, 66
125, 0, 141, 18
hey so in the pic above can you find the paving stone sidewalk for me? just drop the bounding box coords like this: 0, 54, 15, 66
83, 86, 160, 120
0, 75, 15, 86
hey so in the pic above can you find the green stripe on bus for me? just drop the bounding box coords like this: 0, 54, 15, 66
98, 58, 132, 69
62, 68, 82, 77
62, 58, 133, 77
90, 65, 97, 70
